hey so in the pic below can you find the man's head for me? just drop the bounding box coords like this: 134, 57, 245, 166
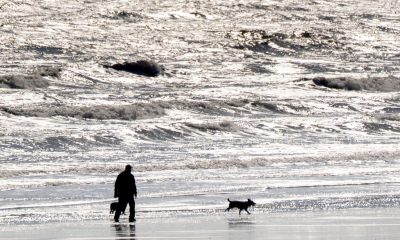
125, 165, 132, 172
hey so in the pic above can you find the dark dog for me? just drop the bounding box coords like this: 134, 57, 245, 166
225, 198, 256, 215
110, 202, 125, 215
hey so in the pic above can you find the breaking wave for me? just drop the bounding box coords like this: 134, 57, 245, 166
2, 150, 398, 179
185, 121, 236, 132
0, 74, 49, 89
1, 0, 400, 225
0, 98, 298, 120
135, 126, 189, 141
308, 76, 400, 91
229, 29, 344, 56
363, 122, 400, 133
250, 101, 285, 113
1, 103, 166, 120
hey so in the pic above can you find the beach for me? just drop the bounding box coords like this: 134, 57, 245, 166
1, 0, 400, 239
2, 208, 400, 240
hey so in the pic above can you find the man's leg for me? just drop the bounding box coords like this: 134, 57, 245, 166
114, 198, 128, 222
128, 198, 136, 222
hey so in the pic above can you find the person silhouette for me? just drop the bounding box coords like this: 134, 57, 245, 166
114, 165, 137, 222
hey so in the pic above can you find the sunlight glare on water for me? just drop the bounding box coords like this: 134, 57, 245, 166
0, 0, 399, 224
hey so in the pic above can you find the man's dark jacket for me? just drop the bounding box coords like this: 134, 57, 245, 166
114, 170, 137, 198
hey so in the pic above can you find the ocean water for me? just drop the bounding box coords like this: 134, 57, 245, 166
0, 0, 400, 225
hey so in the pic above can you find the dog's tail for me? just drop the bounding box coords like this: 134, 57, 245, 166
227, 198, 231, 202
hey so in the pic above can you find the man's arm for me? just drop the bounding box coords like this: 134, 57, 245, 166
133, 176, 137, 198
114, 175, 120, 198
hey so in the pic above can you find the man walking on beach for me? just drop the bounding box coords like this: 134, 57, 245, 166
114, 165, 137, 222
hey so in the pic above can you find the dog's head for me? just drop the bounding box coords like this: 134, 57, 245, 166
247, 199, 256, 206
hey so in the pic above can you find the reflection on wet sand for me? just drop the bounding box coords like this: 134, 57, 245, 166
112, 224, 136, 240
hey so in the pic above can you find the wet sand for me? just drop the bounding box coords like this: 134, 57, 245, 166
1, 208, 400, 239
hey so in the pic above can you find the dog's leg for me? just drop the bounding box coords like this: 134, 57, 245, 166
226, 207, 230, 212
239, 209, 242, 215
245, 209, 251, 215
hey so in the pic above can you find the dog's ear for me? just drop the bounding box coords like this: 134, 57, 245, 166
248, 198, 251, 201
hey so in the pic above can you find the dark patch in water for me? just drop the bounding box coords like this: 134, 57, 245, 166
230, 29, 343, 55
102, 10, 145, 22
284, 103, 309, 112
377, 26, 398, 33
22, 135, 123, 151
376, 114, 400, 122
295, 62, 338, 73
382, 107, 400, 113
93, 135, 123, 145
185, 121, 235, 132
318, 15, 337, 21
251, 101, 285, 113
1, 103, 166, 120
358, 13, 384, 20
331, 103, 358, 111
286, 124, 305, 130
232, 31, 290, 54
104, 60, 164, 77
1, 99, 253, 120
27, 45, 64, 55
114, 11, 142, 19
224, 99, 250, 108
35, 66, 62, 78
177, 101, 233, 116
308, 76, 400, 92
0, 75, 49, 89
285, 6, 310, 12
191, 11, 207, 19
312, 77, 361, 90
38, 136, 86, 150
363, 122, 400, 133
136, 127, 188, 140
246, 63, 273, 74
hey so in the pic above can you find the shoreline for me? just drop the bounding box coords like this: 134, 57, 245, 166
2, 207, 400, 239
